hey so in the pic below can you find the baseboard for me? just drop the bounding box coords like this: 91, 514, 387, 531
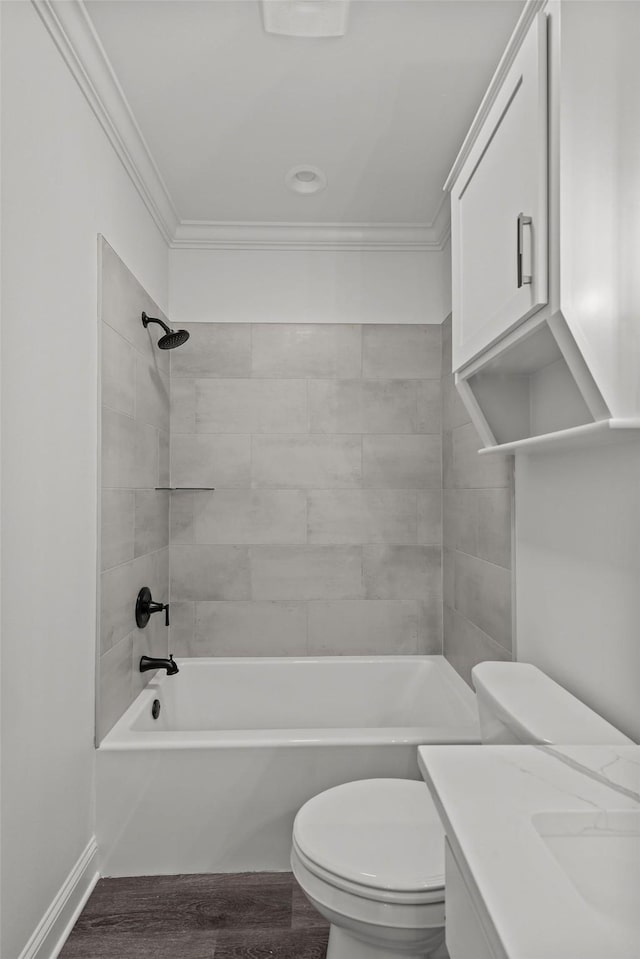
18, 837, 99, 959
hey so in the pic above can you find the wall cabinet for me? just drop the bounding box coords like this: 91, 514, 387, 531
446, 0, 640, 454
450, 11, 548, 372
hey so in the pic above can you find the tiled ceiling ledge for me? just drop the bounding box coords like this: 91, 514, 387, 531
33, 0, 450, 253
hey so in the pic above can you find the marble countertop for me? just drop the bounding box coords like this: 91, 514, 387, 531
418, 744, 640, 959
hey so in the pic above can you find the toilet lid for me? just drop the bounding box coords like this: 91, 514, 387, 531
293, 779, 445, 894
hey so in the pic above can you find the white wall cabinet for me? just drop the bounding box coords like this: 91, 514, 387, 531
450, 11, 548, 372
446, 0, 640, 454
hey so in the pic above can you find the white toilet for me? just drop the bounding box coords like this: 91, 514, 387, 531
291, 662, 632, 959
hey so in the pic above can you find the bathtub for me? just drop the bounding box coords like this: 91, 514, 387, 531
97, 656, 479, 876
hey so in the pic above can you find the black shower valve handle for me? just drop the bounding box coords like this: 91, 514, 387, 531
135, 586, 170, 629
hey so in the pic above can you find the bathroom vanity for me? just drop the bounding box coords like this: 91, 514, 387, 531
419, 744, 640, 959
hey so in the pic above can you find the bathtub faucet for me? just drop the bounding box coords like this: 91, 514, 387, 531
139, 654, 179, 676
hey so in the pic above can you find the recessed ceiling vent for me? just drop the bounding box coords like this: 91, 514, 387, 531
286, 165, 327, 194
262, 0, 350, 38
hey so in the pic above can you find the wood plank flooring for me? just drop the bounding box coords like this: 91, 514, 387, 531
60, 872, 329, 958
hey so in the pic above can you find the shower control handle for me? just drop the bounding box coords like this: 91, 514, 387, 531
135, 586, 170, 628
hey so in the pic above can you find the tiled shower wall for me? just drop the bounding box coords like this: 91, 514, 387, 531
169, 324, 443, 656
441, 317, 514, 682
99, 239, 170, 739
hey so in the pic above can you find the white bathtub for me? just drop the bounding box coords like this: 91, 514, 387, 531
97, 656, 479, 876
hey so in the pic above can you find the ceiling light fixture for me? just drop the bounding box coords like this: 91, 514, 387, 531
286, 165, 327, 195
262, 0, 350, 38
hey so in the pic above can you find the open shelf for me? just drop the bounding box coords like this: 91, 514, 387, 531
453, 314, 638, 455
478, 418, 640, 455
465, 322, 595, 444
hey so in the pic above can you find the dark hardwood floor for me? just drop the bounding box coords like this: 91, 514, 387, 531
60, 872, 329, 958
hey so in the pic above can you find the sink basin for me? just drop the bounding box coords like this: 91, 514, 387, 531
532, 810, 640, 934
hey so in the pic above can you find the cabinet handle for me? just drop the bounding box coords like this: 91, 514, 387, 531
517, 213, 532, 288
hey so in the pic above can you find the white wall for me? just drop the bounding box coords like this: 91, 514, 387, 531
0, 4, 168, 957
515, 439, 640, 742
169, 247, 450, 324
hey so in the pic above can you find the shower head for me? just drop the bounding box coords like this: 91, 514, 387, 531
141, 312, 190, 350
157, 328, 190, 350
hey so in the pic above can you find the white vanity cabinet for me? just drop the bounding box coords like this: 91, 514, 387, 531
449, 10, 548, 372
444, 841, 499, 959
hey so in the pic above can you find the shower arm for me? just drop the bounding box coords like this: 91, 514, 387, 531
141, 312, 172, 336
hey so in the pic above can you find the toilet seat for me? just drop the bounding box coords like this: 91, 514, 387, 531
292, 779, 445, 906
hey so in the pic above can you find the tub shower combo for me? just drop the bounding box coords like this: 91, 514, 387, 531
98, 246, 480, 884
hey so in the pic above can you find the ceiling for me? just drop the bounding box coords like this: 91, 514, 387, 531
85, 0, 523, 230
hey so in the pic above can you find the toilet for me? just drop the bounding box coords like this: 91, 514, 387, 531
291, 663, 633, 959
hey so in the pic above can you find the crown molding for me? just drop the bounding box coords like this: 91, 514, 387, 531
33, 0, 450, 252
32, 0, 179, 243
172, 208, 450, 253
444, 0, 547, 191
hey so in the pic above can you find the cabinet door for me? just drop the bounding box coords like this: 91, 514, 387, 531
451, 12, 548, 372
445, 841, 498, 959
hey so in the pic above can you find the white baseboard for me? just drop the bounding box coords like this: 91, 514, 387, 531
18, 837, 99, 959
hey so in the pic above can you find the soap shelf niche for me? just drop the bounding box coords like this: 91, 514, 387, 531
454, 313, 640, 455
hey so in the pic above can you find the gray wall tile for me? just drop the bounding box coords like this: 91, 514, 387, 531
362, 435, 441, 489
440, 315, 513, 684
170, 379, 196, 433
250, 546, 363, 600
451, 422, 512, 489
308, 490, 417, 544
444, 489, 511, 569
418, 600, 443, 654
99, 634, 134, 741
164, 322, 447, 659
101, 409, 135, 489
102, 410, 160, 490
99, 238, 169, 372
252, 435, 361, 489
442, 374, 470, 431
417, 490, 442, 545
166, 601, 195, 657
134, 491, 170, 557
177, 602, 307, 657
441, 314, 453, 375
252, 324, 361, 378
170, 493, 194, 544
99, 241, 170, 739
308, 600, 420, 655
309, 380, 432, 433
158, 429, 170, 488
171, 434, 251, 489
363, 545, 441, 599
170, 324, 251, 378
135, 357, 170, 432
192, 490, 306, 544
453, 551, 512, 652
416, 379, 442, 433
443, 547, 455, 608
196, 379, 308, 433
309, 380, 422, 434
443, 605, 510, 687
100, 548, 169, 656
170, 545, 251, 600
102, 323, 135, 416
101, 490, 134, 571
362, 325, 441, 379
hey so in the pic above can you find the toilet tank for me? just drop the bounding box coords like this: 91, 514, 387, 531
471, 662, 633, 745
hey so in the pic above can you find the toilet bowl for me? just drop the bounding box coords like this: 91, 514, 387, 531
292, 663, 634, 959
291, 778, 448, 959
